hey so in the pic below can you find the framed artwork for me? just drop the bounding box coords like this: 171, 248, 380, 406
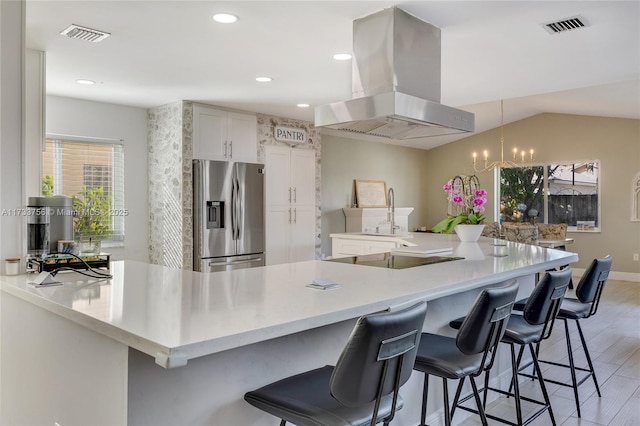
354, 180, 388, 207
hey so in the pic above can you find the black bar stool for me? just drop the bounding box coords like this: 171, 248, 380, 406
413, 279, 519, 426
530, 255, 612, 417
450, 268, 572, 426
244, 301, 427, 426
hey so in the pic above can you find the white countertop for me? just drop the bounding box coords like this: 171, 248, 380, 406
1, 234, 577, 368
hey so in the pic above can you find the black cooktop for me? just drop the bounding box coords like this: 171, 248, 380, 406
327, 253, 463, 269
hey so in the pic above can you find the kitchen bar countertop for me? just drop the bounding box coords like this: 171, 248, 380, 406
0, 234, 577, 369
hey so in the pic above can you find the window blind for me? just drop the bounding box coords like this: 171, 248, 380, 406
43, 138, 125, 243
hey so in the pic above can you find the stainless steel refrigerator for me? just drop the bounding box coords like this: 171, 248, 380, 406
193, 160, 265, 272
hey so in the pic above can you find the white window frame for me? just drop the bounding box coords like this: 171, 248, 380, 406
497, 159, 601, 233
44, 133, 125, 246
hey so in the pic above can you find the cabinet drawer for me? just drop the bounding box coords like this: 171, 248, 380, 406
364, 241, 397, 254
332, 240, 365, 257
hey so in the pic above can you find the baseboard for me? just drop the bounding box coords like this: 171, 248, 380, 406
571, 268, 640, 283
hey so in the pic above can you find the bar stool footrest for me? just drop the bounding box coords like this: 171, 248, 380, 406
456, 400, 550, 426
519, 360, 595, 389
454, 384, 552, 426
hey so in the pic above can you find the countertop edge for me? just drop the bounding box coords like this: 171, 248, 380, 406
1, 246, 578, 367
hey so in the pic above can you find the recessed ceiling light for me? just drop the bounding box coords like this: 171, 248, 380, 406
212, 13, 238, 24
297, 103, 310, 108
255, 77, 272, 83
76, 79, 95, 85
333, 53, 352, 61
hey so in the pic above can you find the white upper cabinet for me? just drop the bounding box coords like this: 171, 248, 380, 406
193, 106, 226, 160
192, 104, 257, 163
227, 112, 258, 163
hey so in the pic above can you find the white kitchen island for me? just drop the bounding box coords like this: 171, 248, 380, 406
1, 234, 577, 426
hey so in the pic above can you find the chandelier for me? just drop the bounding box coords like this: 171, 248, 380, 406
472, 100, 534, 172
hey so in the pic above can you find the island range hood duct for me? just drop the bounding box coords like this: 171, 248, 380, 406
314, 7, 474, 140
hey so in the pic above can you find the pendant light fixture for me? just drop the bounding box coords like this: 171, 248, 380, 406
473, 100, 534, 172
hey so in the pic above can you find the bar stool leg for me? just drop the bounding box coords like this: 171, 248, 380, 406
529, 343, 556, 426
450, 376, 465, 420
482, 369, 490, 407
443, 378, 452, 426
509, 343, 524, 425
508, 345, 527, 396
420, 373, 429, 426
563, 319, 582, 417
469, 376, 489, 426
575, 319, 602, 397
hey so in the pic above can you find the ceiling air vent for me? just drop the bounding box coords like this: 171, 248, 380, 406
60, 24, 111, 42
542, 16, 589, 34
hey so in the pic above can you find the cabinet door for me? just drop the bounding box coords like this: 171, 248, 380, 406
265, 206, 292, 266
265, 145, 292, 206
290, 205, 316, 263
193, 105, 228, 160
227, 112, 257, 163
290, 149, 315, 206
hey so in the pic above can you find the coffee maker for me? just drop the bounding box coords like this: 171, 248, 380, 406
26, 196, 74, 257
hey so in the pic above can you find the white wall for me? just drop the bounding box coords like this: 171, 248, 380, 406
24, 49, 45, 199
320, 134, 430, 257
45, 96, 149, 262
0, 0, 25, 272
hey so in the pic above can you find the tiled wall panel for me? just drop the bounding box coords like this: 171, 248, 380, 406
148, 107, 321, 268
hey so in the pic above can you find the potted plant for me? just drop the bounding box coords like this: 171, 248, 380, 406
432, 175, 487, 241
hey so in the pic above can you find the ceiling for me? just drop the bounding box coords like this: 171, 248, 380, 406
26, 1, 640, 150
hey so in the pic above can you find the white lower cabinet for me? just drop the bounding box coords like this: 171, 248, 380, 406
265, 145, 316, 265
266, 205, 316, 265
331, 238, 397, 258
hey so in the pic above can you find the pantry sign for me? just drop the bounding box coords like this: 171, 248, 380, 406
275, 126, 307, 144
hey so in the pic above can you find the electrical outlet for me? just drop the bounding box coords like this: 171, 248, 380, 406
634, 253, 639, 261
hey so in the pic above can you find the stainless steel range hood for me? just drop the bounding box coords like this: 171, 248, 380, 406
314, 7, 474, 140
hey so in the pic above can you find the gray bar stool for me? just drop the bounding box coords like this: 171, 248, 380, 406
244, 301, 427, 426
528, 255, 612, 417
450, 268, 572, 426
413, 279, 519, 426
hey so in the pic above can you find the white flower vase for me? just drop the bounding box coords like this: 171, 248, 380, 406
454, 224, 485, 242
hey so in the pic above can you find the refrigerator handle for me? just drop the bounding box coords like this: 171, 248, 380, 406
230, 176, 236, 240
235, 177, 242, 240
192, 159, 202, 269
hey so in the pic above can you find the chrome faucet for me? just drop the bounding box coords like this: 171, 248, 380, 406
387, 187, 397, 234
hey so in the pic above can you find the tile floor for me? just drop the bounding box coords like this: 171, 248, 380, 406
451, 278, 640, 426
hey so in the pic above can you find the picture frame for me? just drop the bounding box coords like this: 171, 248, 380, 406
354, 180, 388, 207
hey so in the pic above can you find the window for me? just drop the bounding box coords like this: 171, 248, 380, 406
499, 161, 600, 232
83, 164, 113, 196
42, 136, 125, 244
